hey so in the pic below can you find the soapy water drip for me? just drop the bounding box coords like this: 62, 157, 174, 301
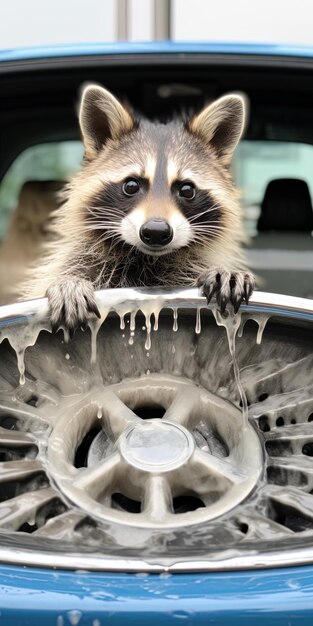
145, 313, 152, 351
0, 293, 269, 423
16, 348, 26, 386
238, 314, 270, 345
212, 309, 270, 428
153, 310, 160, 332
172, 308, 178, 332
212, 308, 271, 428
213, 309, 251, 428
195, 307, 202, 335
130, 312, 136, 332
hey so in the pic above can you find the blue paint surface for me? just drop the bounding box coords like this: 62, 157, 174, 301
1, 41, 313, 63
0, 563, 313, 625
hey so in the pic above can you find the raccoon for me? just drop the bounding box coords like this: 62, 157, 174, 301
24, 85, 255, 333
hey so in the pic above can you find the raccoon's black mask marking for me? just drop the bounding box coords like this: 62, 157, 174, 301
172, 183, 222, 232
87, 178, 149, 220
87, 178, 222, 247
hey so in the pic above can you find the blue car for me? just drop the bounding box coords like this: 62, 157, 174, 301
0, 42, 313, 625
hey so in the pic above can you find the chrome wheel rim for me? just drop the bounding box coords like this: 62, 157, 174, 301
0, 288, 311, 572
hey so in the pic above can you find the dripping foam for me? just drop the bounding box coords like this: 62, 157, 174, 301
0, 290, 270, 424
0, 291, 270, 430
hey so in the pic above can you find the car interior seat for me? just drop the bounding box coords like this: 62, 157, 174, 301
0, 180, 65, 305
257, 178, 313, 232
246, 178, 313, 299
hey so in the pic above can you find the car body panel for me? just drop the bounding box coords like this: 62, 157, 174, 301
0, 563, 313, 625
1, 40, 313, 63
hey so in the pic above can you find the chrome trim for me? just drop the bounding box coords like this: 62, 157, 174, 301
1, 289, 313, 327
1, 543, 313, 573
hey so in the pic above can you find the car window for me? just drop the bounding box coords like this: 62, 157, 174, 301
0, 141, 84, 239
2, 139, 313, 240
233, 140, 313, 235
0, 137, 312, 300
232, 140, 313, 300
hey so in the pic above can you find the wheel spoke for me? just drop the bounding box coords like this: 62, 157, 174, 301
269, 455, 313, 475
185, 448, 244, 495
264, 421, 313, 440
243, 355, 313, 406
142, 475, 172, 522
235, 509, 293, 538
16, 379, 61, 407
0, 487, 55, 530
0, 428, 36, 446
97, 391, 141, 440
73, 452, 121, 497
0, 459, 42, 482
34, 510, 86, 539
0, 398, 49, 428
264, 485, 313, 519
163, 387, 198, 427
249, 385, 313, 420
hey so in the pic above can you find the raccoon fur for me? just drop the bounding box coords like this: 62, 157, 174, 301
23, 85, 255, 333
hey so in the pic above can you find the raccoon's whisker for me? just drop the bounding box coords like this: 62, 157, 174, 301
84, 224, 122, 237
84, 225, 119, 233
192, 229, 226, 236
86, 233, 121, 256
192, 218, 223, 225
188, 229, 227, 244
86, 216, 123, 226
191, 224, 226, 232
86, 206, 126, 220
187, 221, 224, 231
91, 230, 121, 237
88, 207, 126, 218
187, 205, 221, 224
86, 210, 123, 218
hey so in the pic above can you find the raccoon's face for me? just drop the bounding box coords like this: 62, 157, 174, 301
78, 85, 245, 257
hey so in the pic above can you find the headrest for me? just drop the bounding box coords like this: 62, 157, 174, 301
12, 180, 65, 234
257, 178, 313, 232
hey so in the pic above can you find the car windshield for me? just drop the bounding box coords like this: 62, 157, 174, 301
0, 136, 312, 301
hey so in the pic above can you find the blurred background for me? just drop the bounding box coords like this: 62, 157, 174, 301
0, 0, 312, 48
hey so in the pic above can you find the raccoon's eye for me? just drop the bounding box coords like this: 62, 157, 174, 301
179, 182, 196, 200
122, 178, 140, 196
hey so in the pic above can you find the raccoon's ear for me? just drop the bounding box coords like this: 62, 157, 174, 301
187, 94, 245, 166
79, 85, 135, 160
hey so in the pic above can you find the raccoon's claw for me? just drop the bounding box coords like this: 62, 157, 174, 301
46, 278, 101, 335
198, 269, 255, 314
203, 279, 219, 304
244, 275, 254, 305
88, 301, 101, 319
233, 292, 243, 314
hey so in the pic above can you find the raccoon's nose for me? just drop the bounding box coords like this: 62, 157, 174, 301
140, 219, 173, 247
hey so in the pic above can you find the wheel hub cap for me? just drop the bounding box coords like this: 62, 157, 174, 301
119, 420, 194, 472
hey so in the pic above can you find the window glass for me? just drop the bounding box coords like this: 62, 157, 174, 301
233, 141, 313, 235
0, 141, 83, 239
1, 139, 313, 240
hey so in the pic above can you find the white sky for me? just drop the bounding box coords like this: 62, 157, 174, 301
173, 0, 313, 46
0, 0, 115, 48
0, 0, 313, 49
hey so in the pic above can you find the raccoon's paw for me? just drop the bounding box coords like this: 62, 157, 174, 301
46, 278, 101, 337
197, 268, 255, 314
